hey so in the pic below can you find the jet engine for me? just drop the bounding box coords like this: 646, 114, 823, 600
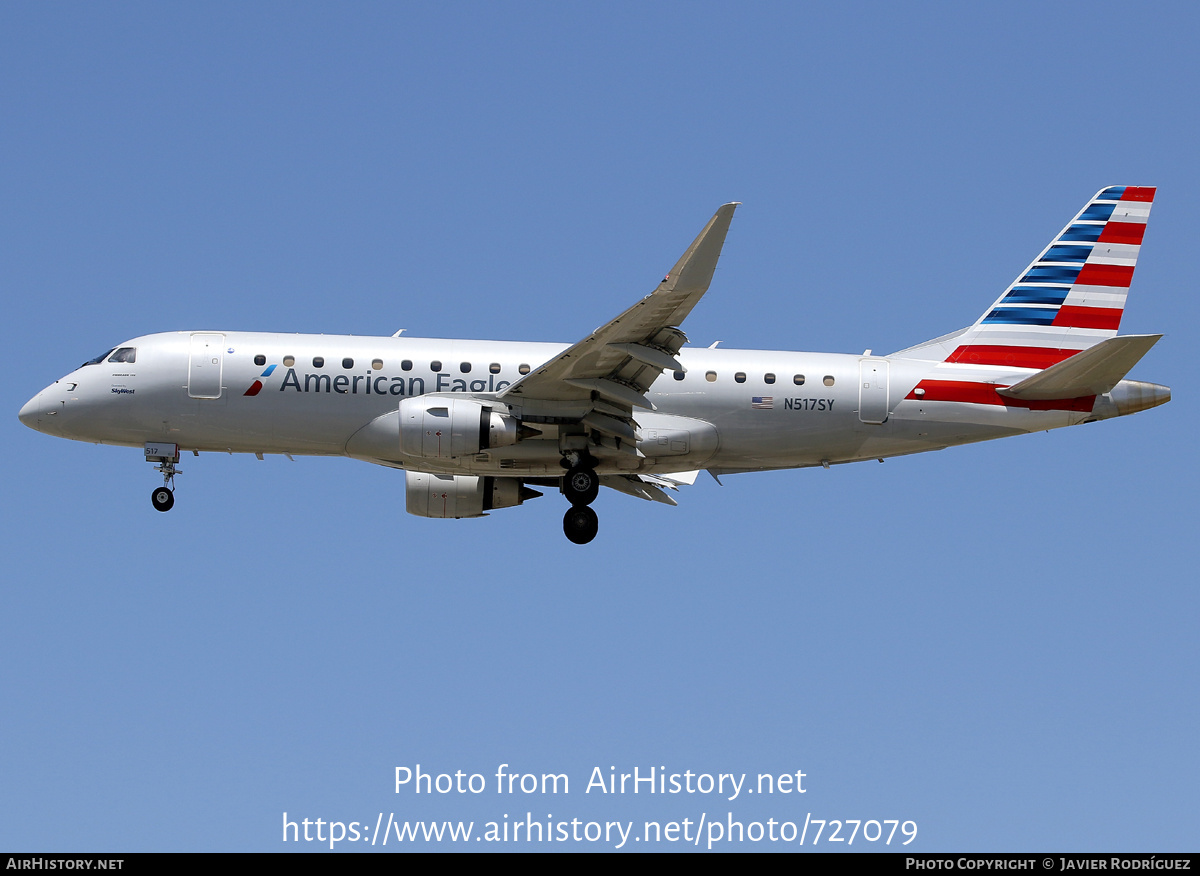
405, 471, 542, 519
399, 396, 528, 459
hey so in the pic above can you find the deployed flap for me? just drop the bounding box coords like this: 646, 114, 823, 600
645, 469, 701, 486
600, 474, 679, 506
997, 334, 1162, 400
499, 203, 739, 409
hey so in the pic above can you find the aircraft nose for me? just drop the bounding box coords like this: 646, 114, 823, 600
18, 392, 44, 430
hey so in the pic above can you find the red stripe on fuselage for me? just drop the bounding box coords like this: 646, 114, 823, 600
946, 346, 1077, 368
907, 380, 1095, 412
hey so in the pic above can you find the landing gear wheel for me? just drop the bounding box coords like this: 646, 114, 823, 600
151, 486, 175, 512
563, 505, 599, 545
562, 466, 599, 506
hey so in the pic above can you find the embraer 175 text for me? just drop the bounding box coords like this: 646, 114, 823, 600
20, 188, 1170, 543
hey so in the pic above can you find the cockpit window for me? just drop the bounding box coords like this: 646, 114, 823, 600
108, 347, 136, 364
83, 348, 117, 367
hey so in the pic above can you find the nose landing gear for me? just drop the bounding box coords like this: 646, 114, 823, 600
145, 442, 180, 513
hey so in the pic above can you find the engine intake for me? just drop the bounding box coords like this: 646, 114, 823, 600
399, 396, 526, 459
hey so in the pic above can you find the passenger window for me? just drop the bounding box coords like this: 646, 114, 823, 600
793, 374, 805, 386
342, 358, 354, 369
823, 375, 835, 386
519, 364, 531, 375
372, 359, 383, 370
705, 371, 717, 382
313, 357, 324, 368
673, 370, 685, 381
764, 373, 776, 384
254, 354, 266, 366
401, 360, 413, 371
460, 362, 471, 373
108, 348, 136, 364
431, 360, 442, 372
734, 372, 746, 384
283, 355, 295, 367
490, 363, 501, 374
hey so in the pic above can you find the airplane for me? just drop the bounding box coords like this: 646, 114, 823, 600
19, 187, 1170, 544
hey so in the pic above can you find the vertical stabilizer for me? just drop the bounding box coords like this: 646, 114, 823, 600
901, 187, 1155, 368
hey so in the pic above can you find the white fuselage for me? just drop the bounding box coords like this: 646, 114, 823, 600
20, 329, 1141, 479
16, 193, 1172, 543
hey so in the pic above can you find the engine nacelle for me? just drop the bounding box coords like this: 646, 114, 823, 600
399, 396, 522, 459
405, 471, 542, 519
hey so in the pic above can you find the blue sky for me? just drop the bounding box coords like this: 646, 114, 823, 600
2, 2, 1196, 851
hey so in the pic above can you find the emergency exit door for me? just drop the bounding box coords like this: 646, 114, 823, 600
858, 358, 889, 424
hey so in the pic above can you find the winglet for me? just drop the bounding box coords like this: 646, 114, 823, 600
496, 203, 740, 410
659, 202, 740, 306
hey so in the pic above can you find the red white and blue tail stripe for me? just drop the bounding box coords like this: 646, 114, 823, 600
943, 186, 1154, 369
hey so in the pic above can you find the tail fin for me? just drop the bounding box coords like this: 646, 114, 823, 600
903, 187, 1155, 368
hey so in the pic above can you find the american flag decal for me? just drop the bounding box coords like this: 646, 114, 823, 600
752, 396, 774, 409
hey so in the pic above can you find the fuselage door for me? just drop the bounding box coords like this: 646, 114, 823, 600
188, 333, 225, 399
858, 358, 889, 424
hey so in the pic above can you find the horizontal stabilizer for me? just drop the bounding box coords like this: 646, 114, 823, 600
997, 334, 1162, 400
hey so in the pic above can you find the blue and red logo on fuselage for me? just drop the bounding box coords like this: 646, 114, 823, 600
243, 364, 277, 396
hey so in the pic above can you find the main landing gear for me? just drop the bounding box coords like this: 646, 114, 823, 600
563, 505, 598, 545
560, 456, 600, 545
562, 464, 600, 506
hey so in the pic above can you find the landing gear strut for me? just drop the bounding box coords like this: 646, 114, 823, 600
560, 456, 600, 544
145, 443, 180, 513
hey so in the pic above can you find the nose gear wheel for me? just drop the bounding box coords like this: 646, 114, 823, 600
151, 486, 174, 512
